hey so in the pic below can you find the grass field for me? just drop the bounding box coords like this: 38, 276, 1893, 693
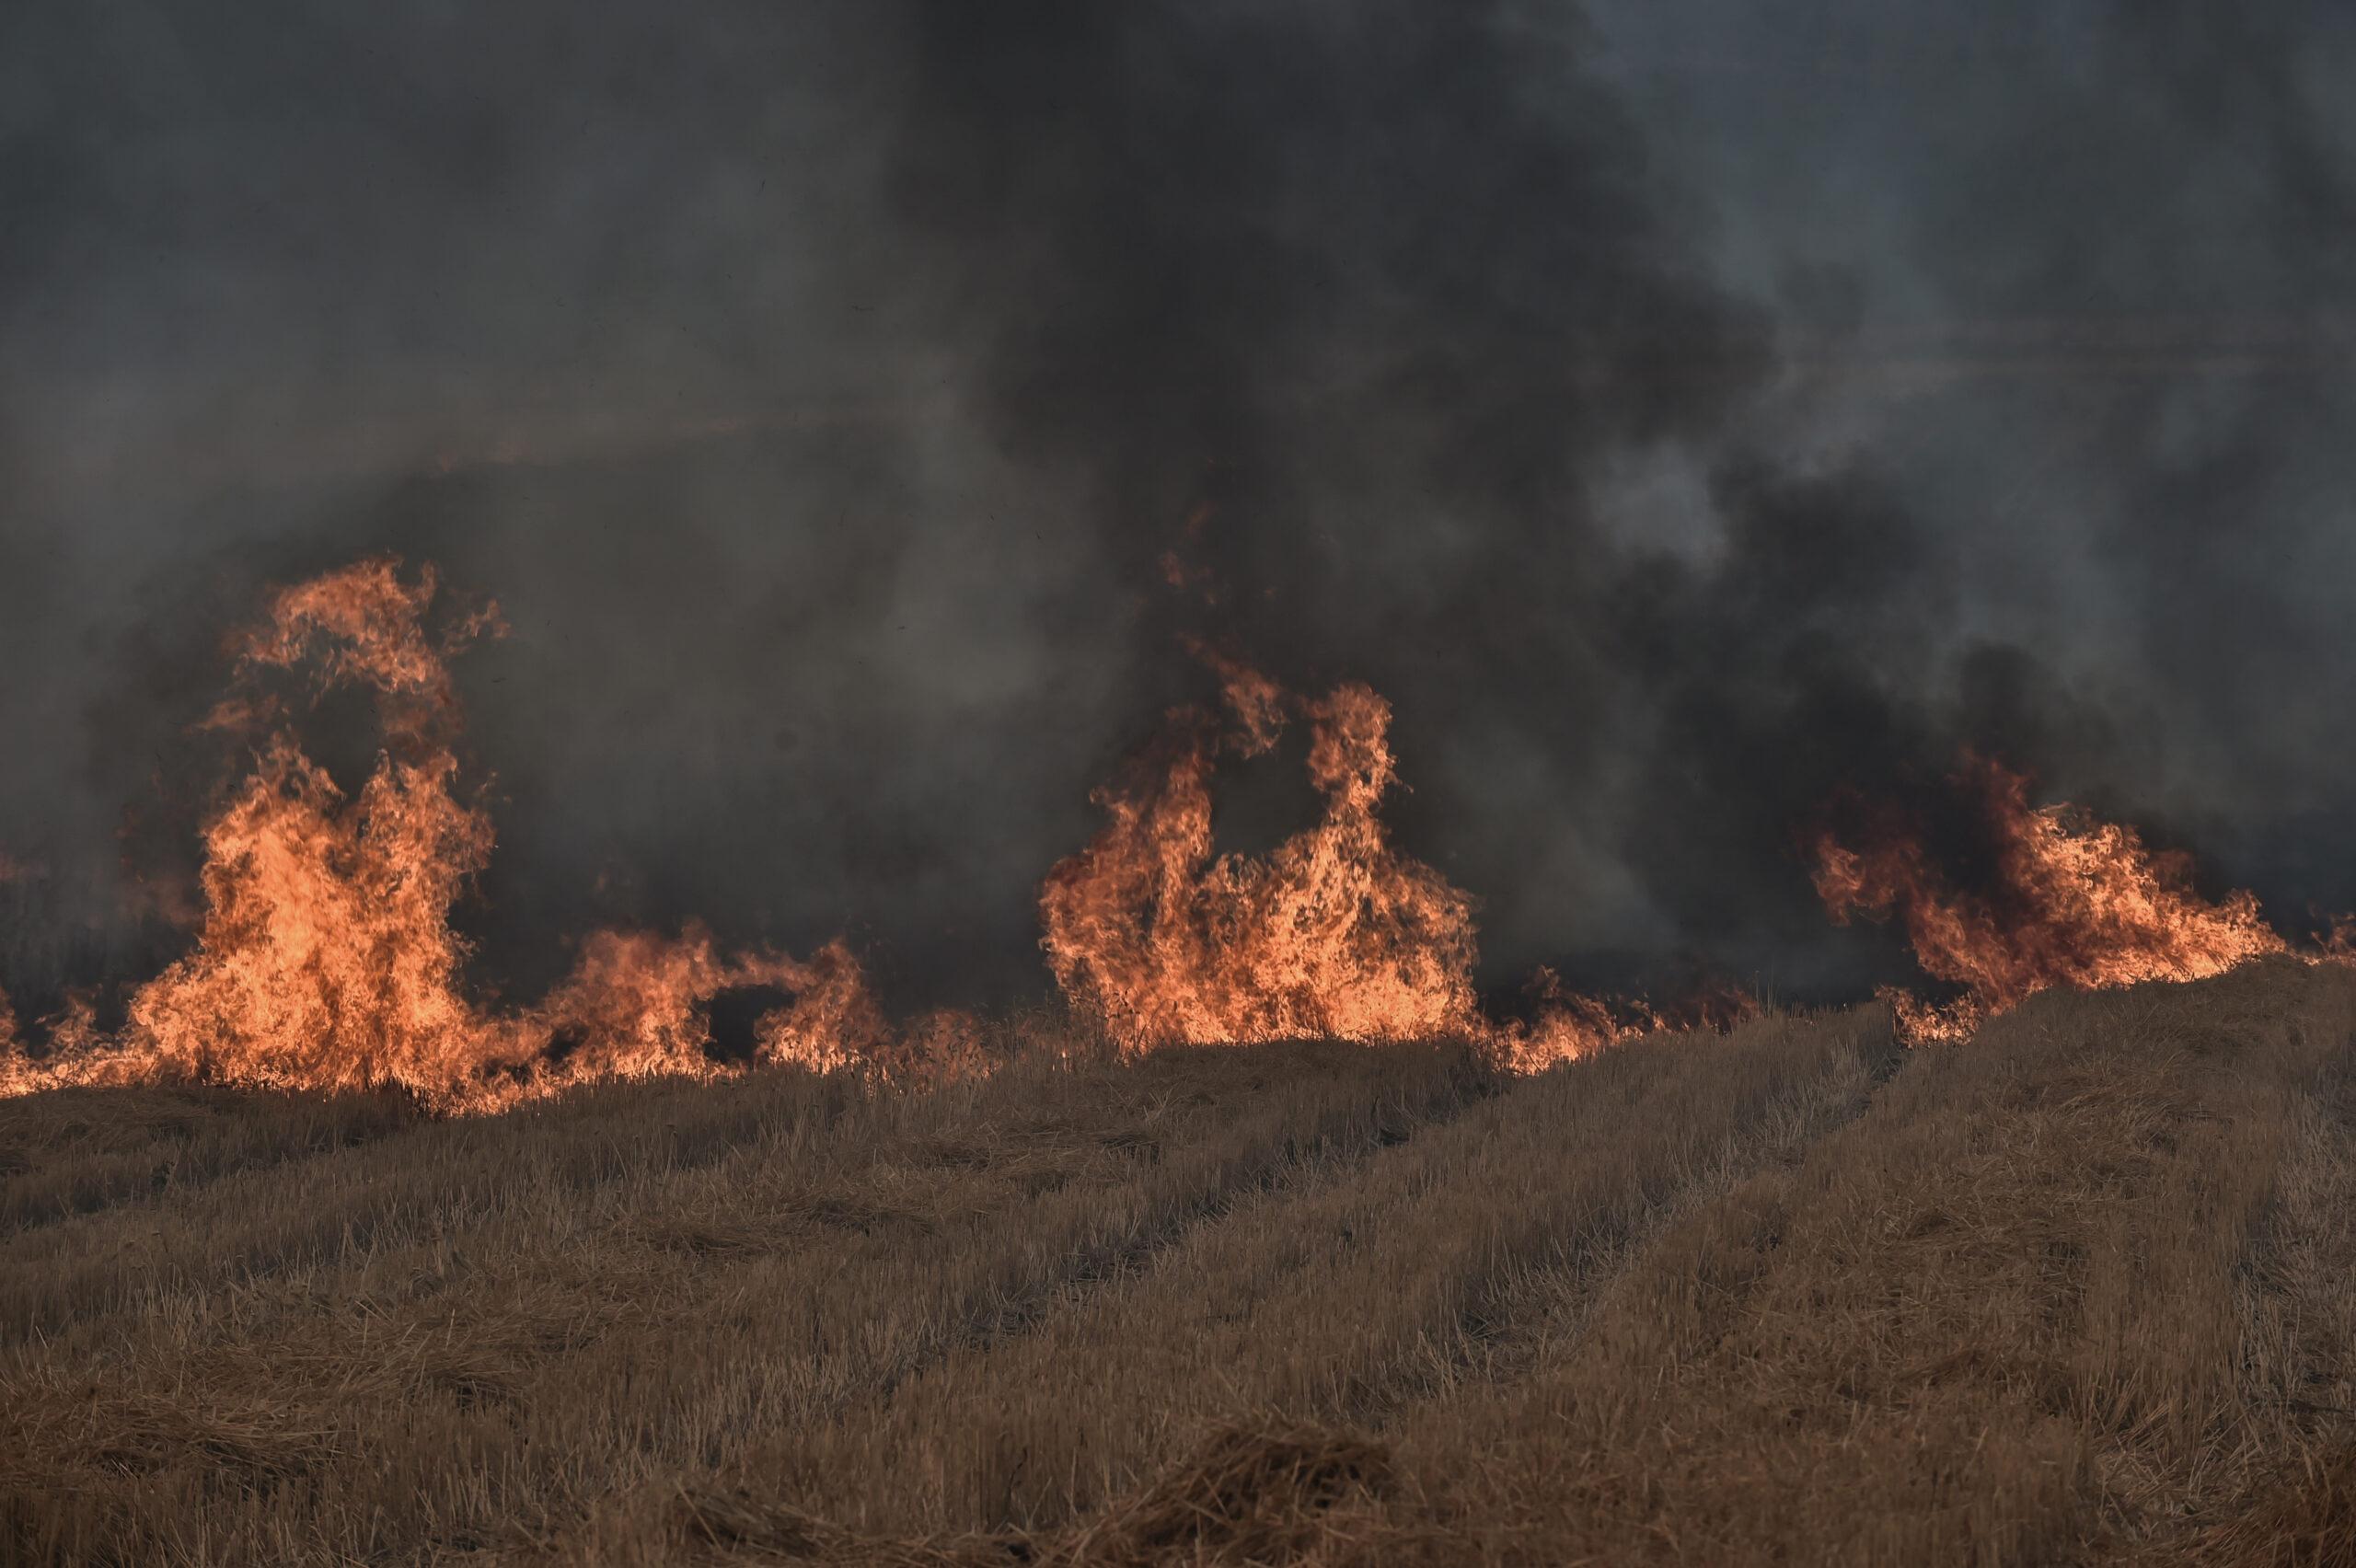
4, 959, 2352, 1565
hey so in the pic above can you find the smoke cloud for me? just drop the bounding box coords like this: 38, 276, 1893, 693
3, 0, 2352, 1019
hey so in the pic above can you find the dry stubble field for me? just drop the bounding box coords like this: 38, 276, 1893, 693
5, 959, 2353, 1566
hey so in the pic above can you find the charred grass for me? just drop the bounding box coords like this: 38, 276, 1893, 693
4, 961, 2353, 1565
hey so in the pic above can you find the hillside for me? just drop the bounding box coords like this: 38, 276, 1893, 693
5, 959, 2352, 1566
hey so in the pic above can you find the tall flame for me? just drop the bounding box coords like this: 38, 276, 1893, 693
0, 561, 1759, 1108
1812, 754, 2285, 1040
1039, 654, 1725, 1068
120, 732, 542, 1099
0, 559, 952, 1111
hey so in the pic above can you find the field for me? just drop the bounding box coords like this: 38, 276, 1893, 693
5, 959, 2353, 1566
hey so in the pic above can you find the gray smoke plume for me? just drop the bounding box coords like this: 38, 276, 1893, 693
3, 0, 2351, 1021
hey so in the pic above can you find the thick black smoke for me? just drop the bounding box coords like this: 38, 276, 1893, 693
2, 1, 2351, 1022
1594, 0, 2356, 960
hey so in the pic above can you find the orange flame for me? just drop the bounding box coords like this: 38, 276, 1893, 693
0, 564, 1753, 1106
0, 559, 938, 1110
1039, 654, 1734, 1069
1040, 676, 1480, 1049
0, 993, 110, 1097
1813, 754, 2285, 1041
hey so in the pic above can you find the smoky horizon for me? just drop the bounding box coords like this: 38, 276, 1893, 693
6, 1, 2355, 1030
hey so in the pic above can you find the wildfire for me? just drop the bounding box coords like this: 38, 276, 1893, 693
0, 559, 953, 1111
0, 558, 1794, 1113
1812, 754, 2286, 1041
1039, 653, 1726, 1069
10, 559, 2293, 1104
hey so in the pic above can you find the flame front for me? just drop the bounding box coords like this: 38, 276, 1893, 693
1812, 754, 2286, 1040
12, 562, 2286, 1100
25, 562, 548, 1104
0, 559, 942, 1111
1040, 674, 1481, 1048
1039, 656, 1704, 1068
122, 734, 542, 1099
0, 558, 2000, 1112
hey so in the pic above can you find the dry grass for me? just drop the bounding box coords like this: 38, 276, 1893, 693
3, 961, 2350, 1565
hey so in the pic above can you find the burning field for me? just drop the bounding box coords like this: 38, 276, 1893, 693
3, 562, 2354, 1565
0, 559, 1728, 1109
10, 3, 2356, 1562
0, 559, 2318, 1106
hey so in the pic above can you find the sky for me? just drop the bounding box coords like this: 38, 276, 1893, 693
4, 1, 2353, 1014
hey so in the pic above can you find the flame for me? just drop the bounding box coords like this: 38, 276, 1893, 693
1813, 754, 2285, 1041
0, 562, 1750, 1108
754, 940, 989, 1083
2319, 915, 2356, 967
1039, 654, 1731, 1069
0, 993, 109, 1097
0, 559, 930, 1111
1040, 667, 1478, 1050
119, 733, 540, 1100
536, 925, 794, 1086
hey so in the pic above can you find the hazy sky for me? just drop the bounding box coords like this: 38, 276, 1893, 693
4, 1, 2352, 1012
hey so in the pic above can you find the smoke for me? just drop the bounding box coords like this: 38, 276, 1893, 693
3, 0, 2352, 1018
1604, 0, 2356, 950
